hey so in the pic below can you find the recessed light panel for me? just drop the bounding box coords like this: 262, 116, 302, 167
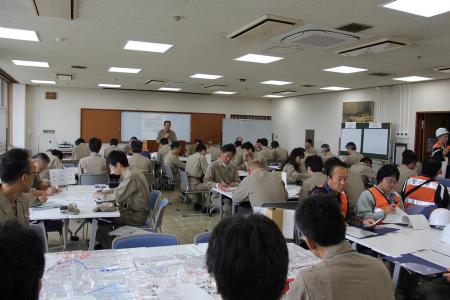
159, 87, 181, 91
214, 91, 236, 95
98, 84, 122, 88
323, 66, 367, 74
190, 74, 223, 80
31, 80, 55, 84
382, 0, 450, 17
263, 94, 285, 98
261, 80, 292, 86
235, 53, 284, 64
12, 60, 49, 68
0, 26, 39, 41
108, 67, 141, 73
124, 40, 173, 53
320, 86, 350, 91
393, 76, 433, 82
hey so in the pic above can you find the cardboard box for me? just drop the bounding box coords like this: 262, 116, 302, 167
254, 207, 296, 239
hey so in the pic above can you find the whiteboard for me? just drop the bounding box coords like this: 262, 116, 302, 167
121, 112, 191, 141
363, 129, 389, 155
340, 129, 362, 152
222, 119, 272, 145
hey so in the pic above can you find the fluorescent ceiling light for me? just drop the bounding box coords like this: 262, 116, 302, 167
12, 60, 49, 68
108, 67, 141, 73
320, 86, 350, 91
393, 76, 433, 82
382, 0, 450, 17
214, 91, 236, 95
323, 66, 368, 74
261, 80, 292, 86
235, 53, 283, 64
263, 94, 285, 98
159, 87, 181, 91
98, 83, 122, 88
190, 73, 223, 80
31, 80, 55, 84
124, 40, 173, 53
0, 26, 39, 41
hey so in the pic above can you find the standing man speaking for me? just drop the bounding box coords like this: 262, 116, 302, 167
156, 120, 177, 144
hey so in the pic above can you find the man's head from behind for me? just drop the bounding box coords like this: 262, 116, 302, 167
242, 141, 255, 156
31, 153, 50, 174
0, 149, 35, 193
110, 138, 119, 146
0, 220, 45, 300
402, 150, 417, 170
88, 137, 102, 153
296, 195, 346, 258
304, 155, 323, 175
247, 159, 265, 175
421, 158, 442, 179
195, 143, 207, 155
345, 142, 357, 153
324, 157, 348, 193
170, 141, 181, 154
220, 143, 236, 164
360, 156, 373, 168
74, 138, 85, 145
206, 214, 288, 300
130, 140, 143, 153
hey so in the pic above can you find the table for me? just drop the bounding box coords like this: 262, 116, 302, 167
40, 243, 320, 299
30, 185, 120, 251
345, 224, 450, 289
211, 184, 301, 219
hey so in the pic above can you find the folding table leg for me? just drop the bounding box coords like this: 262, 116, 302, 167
392, 264, 402, 292
89, 219, 98, 251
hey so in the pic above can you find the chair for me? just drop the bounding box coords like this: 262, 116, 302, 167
152, 199, 169, 232
163, 164, 174, 190
29, 222, 49, 253
143, 172, 155, 190
112, 233, 178, 249
179, 170, 209, 204
193, 231, 211, 244
79, 174, 109, 185
149, 190, 162, 225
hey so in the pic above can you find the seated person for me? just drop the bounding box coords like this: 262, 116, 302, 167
356, 164, 402, 220
207, 141, 222, 161
350, 156, 376, 187
122, 136, 138, 155
401, 158, 449, 210
78, 137, 107, 175
432, 127, 450, 178
0, 149, 35, 223
31, 153, 58, 197
234, 139, 243, 154
232, 160, 288, 211
320, 143, 337, 162
311, 158, 373, 227
256, 138, 275, 163
232, 141, 267, 171
95, 150, 150, 248
185, 143, 209, 210
186, 139, 203, 156
0, 220, 45, 300
298, 155, 327, 202
285, 195, 395, 300
128, 140, 151, 173
304, 138, 318, 156
344, 142, 364, 167
103, 138, 120, 158
163, 141, 186, 186
157, 137, 171, 167
72, 137, 90, 160
271, 140, 289, 164
282, 147, 307, 185
396, 150, 418, 192
49, 149, 64, 169
206, 214, 288, 300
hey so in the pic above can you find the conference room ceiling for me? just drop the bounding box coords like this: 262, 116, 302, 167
1, 0, 450, 98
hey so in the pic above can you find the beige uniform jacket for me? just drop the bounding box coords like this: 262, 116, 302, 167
298, 172, 327, 202
321, 152, 338, 162
103, 145, 119, 158
72, 143, 91, 160
232, 170, 288, 208
186, 152, 209, 191
114, 170, 150, 226
164, 153, 186, 184
128, 153, 152, 173
207, 145, 222, 162
232, 153, 267, 170
350, 162, 376, 187
344, 151, 364, 167
156, 129, 177, 143
78, 153, 107, 175
186, 144, 196, 156
283, 163, 308, 184
397, 164, 418, 192
305, 147, 319, 156
273, 147, 289, 163
344, 169, 365, 207
284, 241, 395, 300
157, 145, 171, 166
0, 192, 30, 224
257, 147, 275, 163
204, 160, 240, 188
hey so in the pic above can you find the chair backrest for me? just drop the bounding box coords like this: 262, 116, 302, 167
79, 174, 109, 185
143, 172, 155, 189
193, 231, 212, 244
29, 223, 48, 253
154, 199, 169, 232
163, 164, 173, 181
112, 233, 178, 249
179, 170, 189, 191
149, 190, 162, 211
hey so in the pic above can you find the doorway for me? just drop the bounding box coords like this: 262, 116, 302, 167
414, 112, 450, 162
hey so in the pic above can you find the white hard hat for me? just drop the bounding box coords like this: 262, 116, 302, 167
429, 208, 450, 228
436, 127, 449, 138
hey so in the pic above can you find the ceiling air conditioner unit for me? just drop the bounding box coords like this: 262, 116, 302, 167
33, 0, 79, 20
435, 66, 450, 73
337, 38, 409, 57
272, 24, 364, 49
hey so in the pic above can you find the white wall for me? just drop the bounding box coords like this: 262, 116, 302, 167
11, 83, 27, 148
26, 85, 272, 153
272, 79, 450, 155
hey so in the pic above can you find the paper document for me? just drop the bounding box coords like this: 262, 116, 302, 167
159, 284, 214, 300
49, 168, 77, 186
407, 214, 430, 230
383, 208, 409, 224
346, 226, 378, 239
413, 250, 450, 268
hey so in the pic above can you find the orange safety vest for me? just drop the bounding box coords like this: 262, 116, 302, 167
402, 176, 439, 208
339, 192, 348, 217
368, 186, 401, 210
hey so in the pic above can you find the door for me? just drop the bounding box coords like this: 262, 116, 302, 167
81, 109, 121, 142
191, 113, 225, 144
415, 112, 450, 162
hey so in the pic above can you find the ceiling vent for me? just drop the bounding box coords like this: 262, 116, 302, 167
337, 38, 409, 56
435, 66, 450, 73
227, 14, 301, 40
202, 84, 227, 89
71, 65, 87, 69
272, 24, 364, 49
300, 84, 315, 88
263, 46, 303, 55
56, 74, 73, 81
336, 23, 373, 33
369, 72, 392, 77
273, 90, 296, 95
145, 79, 167, 86
33, 0, 79, 20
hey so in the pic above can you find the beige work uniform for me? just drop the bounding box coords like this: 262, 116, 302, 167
164, 153, 186, 186
128, 153, 152, 173
350, 162, 376, 187
344, 169, 365, 207
298, 172, 327, 202
204, 160, 240, 210
0, 192, 30, 224
273, 147, 289, 164
72, 143, 91, 160
103, 145, 119, 159
185, 152, 209, 205
397, 164, 418, 192
78, 153, 107, 175
257, 147, 275, 163
344, 151, 364, 167
207, 145, 222, 162
283, 163, 308, 184
156, 129, 177, 144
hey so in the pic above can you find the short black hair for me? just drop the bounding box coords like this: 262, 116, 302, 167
242, 141, 255, 152
110, 138, 119, 146
260, 138, 268, 147
305, 138, 313, 144
88, 137, 102, 153
50, 149, 63, 160
107, 150, 129, 167
75, 138, 85, 145
296, 195, 346, 246
159, 138, 169, 145
321, 144, 330, 151
0, 220, 45, 300
271, 141, 280, 148
256, 138, 262, 144
130, 140, 143, 153
324, 157, 347, 177
129, 136, 138, 142
376, 164, 399, 184
402, 150, 417, 165
196, 143, 207, 152
422, 159, 442, 178
171, 141, 181, 150
345, 142, 356, 150
206, 214, 288, 300
163, 120, 171, 125
0, 149, 31, 184
32, 153, 51, 164
305, 155, 323, 172
234, 140, 242, 147
360, 156, 373, 165
221, 143, 236, 154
